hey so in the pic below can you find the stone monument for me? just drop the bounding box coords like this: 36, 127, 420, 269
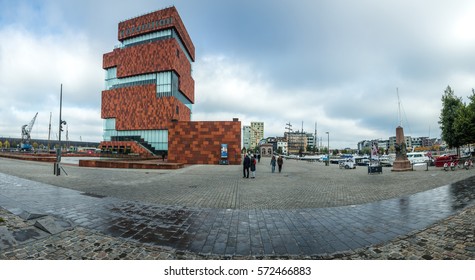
391, 126, 412, 172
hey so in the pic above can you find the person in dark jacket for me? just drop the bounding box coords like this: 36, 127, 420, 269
243, 154, 251, 178
277, 156, 284, 173
250, 156, 257, 178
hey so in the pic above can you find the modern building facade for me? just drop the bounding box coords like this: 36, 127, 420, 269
389, 136, 412, 150
358, 136, 440, 154
276, 138, 288, 155
242, 122, 264, 151
306, 132, 316, 150
242, 125, 251, 150
100, 7, 241, 164
101, 7, 194, 154
250, 122, 264, 149
285, 131, 307, 155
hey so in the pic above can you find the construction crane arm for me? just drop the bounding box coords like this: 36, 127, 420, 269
27, 112, 38, 133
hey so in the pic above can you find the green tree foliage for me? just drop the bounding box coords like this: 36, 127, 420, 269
439, 86, 463, 149
454, 103, 472, 146
465, 89, 475, 144
360, 147, 371, 155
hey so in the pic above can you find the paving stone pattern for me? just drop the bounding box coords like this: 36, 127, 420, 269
1, 157, 474, 259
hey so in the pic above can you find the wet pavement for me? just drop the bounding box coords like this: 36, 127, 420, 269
1, 156, 475, 258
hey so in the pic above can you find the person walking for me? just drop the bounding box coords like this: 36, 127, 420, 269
243, 154, 251, 178
277, 155, 283, 173
250, 156, 257, 178
270, 155, 276, 173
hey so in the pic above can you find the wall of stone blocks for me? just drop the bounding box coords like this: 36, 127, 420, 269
103, 39, 194, 103
118, 7, 195, 61
168, 120, 242, 165
101, 84, 191, 131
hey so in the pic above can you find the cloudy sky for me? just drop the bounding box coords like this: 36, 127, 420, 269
1, 0, 475, 148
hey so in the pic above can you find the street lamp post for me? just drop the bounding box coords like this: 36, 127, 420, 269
55, 84, 67, 176
326, 132, 329, 166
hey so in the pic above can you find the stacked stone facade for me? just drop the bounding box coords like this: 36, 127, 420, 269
101, 85, 190, 130
102, 39, 194, 105
168, 120, 242, 165
100, 7, 241, 164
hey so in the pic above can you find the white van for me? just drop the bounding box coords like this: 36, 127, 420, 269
406, 152, 430, 165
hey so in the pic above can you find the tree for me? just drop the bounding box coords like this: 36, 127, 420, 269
439, 86, 463, 153
306, 145, 314, 153
388, 146, 395, 154
454, 103, 472, 146
360, 147, 370, 155
466, 89, 475, 144
4, 140, 10, 149
340, 149, 350, 155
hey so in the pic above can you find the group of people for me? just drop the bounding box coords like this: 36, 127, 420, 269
242, 153, 284, 178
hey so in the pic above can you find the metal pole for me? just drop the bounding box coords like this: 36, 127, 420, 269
59, 84, 62, 144
285, 122, 292, 156
326, 132, 329, 166
55, 84, 62, 176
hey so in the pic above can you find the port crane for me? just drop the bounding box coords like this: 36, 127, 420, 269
20, 112, 38, 151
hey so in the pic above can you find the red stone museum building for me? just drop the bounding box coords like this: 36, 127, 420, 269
100, 7, 241, 164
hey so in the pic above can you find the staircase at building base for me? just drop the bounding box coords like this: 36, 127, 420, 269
105, 136, 164, 157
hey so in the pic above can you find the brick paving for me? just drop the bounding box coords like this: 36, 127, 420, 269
1, 156, 474, 259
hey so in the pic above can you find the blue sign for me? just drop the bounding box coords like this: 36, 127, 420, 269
221, 144, 228, 158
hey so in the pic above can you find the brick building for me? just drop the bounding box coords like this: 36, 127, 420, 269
100, 7, 241, 164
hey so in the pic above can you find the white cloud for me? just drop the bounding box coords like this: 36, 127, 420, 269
2, 0, 475, 149
0, 24, 103, 142
193, 55, 386, 148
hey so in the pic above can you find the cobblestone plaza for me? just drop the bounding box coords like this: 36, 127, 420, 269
1, 157, 474, 259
